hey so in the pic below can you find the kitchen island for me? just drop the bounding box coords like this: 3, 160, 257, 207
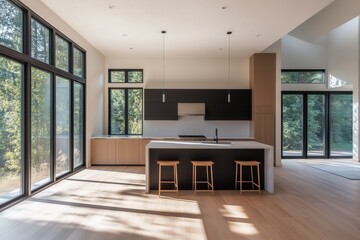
145, 141, 274, 193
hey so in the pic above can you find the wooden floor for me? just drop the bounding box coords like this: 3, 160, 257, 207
0, 160, 360, 240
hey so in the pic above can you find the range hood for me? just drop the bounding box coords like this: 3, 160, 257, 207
178, 103, 205, 116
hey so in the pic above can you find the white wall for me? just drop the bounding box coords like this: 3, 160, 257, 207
20, 0, 105, 167
105, 54, 251, 138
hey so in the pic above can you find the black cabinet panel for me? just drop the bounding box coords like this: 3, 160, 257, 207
144, 102, 178, 120
205, 90, 228, 103
145, 89, 177, 102
177, 90, 205, 103
204, 90, 252, 120
144, 88, 252, 120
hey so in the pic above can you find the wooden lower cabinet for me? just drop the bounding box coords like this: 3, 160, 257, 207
91, 138, 150, 165
91, 139, 116, 165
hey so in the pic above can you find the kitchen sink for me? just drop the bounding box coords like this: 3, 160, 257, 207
201, 141, 232, 144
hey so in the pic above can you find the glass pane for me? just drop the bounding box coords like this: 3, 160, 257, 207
128, 71, 143, 83
55, 35, 69, 72
281, 71, 324, 84
0, 0, 23, 52
56, 76, 70, 176
282, 94, 303, 157
110, 89, 125, 134
31, 67, 51, 190
330, 94, 353, 157
73, 47, 84, 78
0, 55, 23, 204
128, 89, 143, 134
110, 71, 125, 83
307, 94, 325, 156
73, 82, 84, 168
31, 18, 50, 64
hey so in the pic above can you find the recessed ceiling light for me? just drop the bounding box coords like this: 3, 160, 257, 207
256, 34, 262, 37
122, 34, 128, 37
108, 5, 116, 9
129, 47, 134, 50
222, 6, 228, 10
218, 48, 223, 51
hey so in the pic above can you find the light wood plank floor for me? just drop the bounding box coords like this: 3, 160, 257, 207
0, 160, 359, 240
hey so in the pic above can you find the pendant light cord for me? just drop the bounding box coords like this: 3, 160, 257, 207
227, 31, 232, 102
228, 32, 231, 92
162, 31, 166, 93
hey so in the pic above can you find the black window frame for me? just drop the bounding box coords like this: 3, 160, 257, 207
108, 87, 143, 135
281, 91, 353, 159
108, 69, 143, 83
0, 0, 86, 210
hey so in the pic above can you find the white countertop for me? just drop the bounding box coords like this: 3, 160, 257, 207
91, 135, 255, 140
147, 140, 271, 149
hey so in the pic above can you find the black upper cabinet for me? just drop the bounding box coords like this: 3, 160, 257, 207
205, 90, 228, 103
144, 89, 177, 102
144, 89, 178, 120
178, 90, 205, 103
144, 89, 252, 120
144, 102, 178, 120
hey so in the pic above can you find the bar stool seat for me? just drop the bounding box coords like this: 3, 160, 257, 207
157, 160, 179, 196
235, 160, 261, 194
191, 161, 214, 194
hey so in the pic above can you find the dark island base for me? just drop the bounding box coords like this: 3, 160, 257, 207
149, 149, 264, 190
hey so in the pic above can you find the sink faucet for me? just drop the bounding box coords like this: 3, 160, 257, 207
215, 128, 218, 144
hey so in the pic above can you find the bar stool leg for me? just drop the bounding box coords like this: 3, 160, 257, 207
210, 164, 214, 194
251, 165, 254, 190
257, 164, 261, 194
206, 166, 209, 190
158, 165, 161, 197
235, 162, 238, 190
194, 165, 197, 194
240, 165, 242, 194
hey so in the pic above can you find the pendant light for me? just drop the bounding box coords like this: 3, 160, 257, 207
227, 31, 232, 103
161, 30, 166, 102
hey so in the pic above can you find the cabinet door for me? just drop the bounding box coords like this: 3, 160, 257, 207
145, 89, 178, 102
91, 139, 116, 164
177, 89, 205, 103
116, 139, 140, 164
139, 139, 151, 164
144, 102, 178, 120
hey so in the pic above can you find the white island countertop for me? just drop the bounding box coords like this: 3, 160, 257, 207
147, 140, 271, 149
146, 140, 274, 193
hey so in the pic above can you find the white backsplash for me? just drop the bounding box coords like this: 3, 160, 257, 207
143, 116, 251, 138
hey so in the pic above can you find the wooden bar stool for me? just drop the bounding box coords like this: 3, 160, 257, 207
191, 161, 214, 194
235, 160, 261, 194
157, 161, 179, 197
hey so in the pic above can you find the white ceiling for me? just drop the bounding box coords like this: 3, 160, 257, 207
41, 0, 334, 58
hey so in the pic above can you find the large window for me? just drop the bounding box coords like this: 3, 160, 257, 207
108, 69, 143, 135
56, 76, 70, 176
330, 94, 353, 157
0, 55, 23, 204
74, 82, 84, 168
109, 69, 143, 83
55, 35, 69, 72
31, 18, 50, 64
109, 88, 143, 135
73, 47, 84, 78
0, 0, 23, 52
0, 0, 86, 209
281, 70, 325, 84
31, 67, 51, 189
282, 92, 352, 158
